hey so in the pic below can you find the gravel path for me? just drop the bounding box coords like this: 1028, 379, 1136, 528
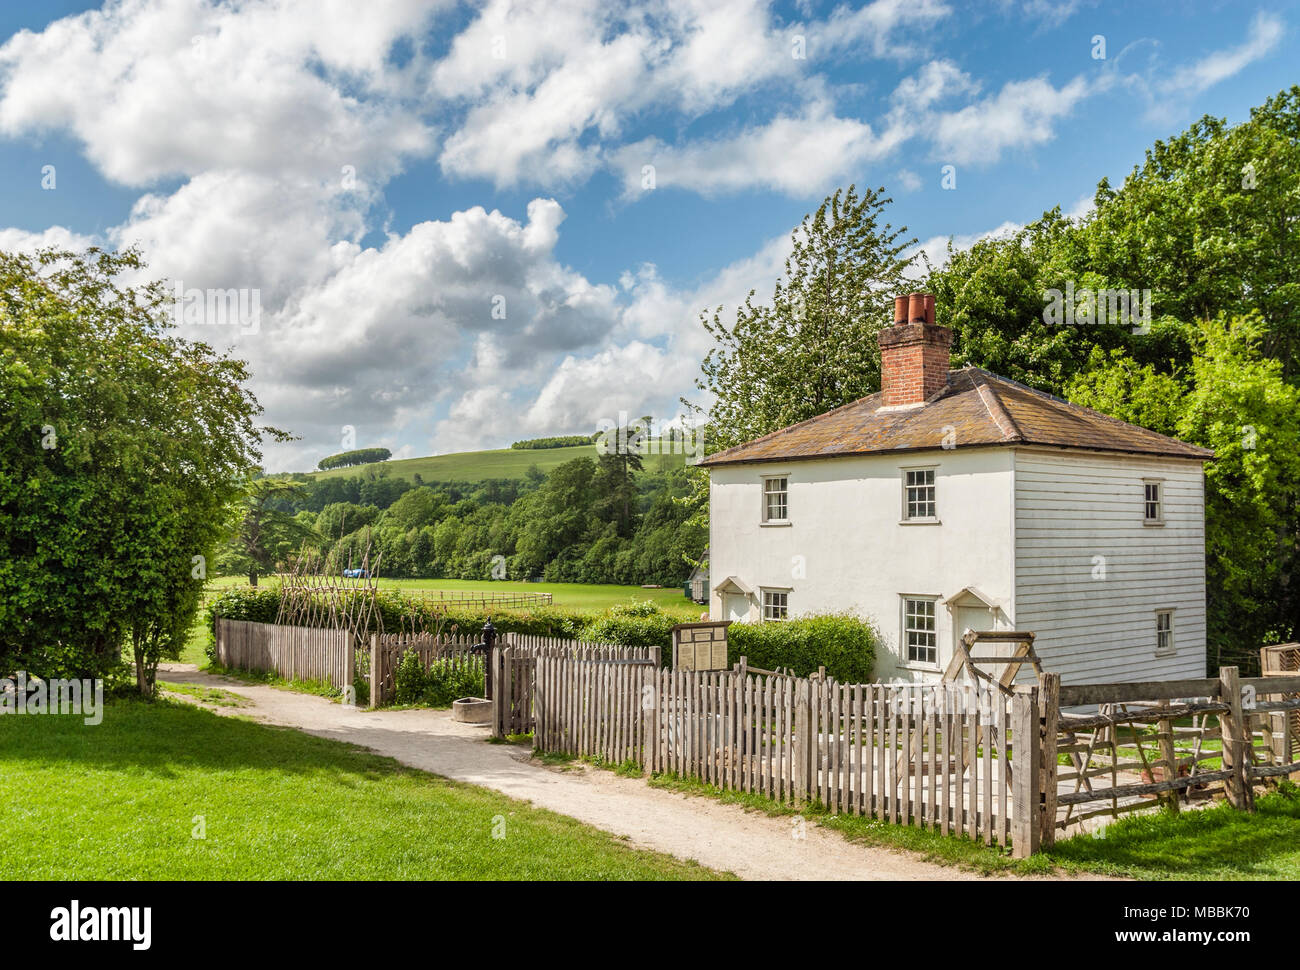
157, 664, 1095, 881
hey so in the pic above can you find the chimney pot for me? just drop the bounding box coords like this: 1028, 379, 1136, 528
878, 292, 952, 407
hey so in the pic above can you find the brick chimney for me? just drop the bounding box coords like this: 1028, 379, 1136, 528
877, 292, 952, 407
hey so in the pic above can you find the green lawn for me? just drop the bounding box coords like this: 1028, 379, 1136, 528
0, 697, 728, 880
206, 576, 703, 617
308, 443, 689, 484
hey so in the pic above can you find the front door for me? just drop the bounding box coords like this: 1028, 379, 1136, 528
724, 593, 749, 622
954, 604, 995, 659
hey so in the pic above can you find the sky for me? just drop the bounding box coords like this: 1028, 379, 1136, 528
0, 0, 1293, 471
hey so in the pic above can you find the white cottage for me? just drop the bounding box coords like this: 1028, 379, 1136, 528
700, 293, 1213, 685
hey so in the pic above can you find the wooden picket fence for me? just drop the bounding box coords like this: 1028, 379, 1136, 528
519, 652, 1300, 856
524, 655, 1038, 853
368, 632, 484, 708
213, 618, 354, 690
491, 637, 658, 736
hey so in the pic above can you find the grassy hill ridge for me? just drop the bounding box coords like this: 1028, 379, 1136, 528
305, 443, 689, 484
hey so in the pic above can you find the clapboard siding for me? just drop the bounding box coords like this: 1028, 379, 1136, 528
1014, 450, 1207, 685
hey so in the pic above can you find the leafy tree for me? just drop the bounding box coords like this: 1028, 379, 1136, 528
690, 184, 916, 450
594, 421, 645, 537
0, 247, 270, 692
317, 447, 392, 470
219, 478, 318, 586
1081, 86, 1300, 374
1068, 315, 1300, 669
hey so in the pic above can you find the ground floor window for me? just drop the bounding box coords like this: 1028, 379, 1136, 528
903, 597, 938, 665
762, 589, 789, 622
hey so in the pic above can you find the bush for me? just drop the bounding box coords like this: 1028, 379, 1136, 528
578, 600, 675, 650
203, 586, 282, 662
393, 649, 484, 707
727, 614, 878, 683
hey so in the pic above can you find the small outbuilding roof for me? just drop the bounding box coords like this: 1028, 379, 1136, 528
699, 367, 1213, 467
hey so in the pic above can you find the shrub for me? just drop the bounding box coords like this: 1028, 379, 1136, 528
203, 586, 281, 662
578, 600, 675, 650
393, 650, 484, 707
423, 656, 485, 707
727, 614, 878, 683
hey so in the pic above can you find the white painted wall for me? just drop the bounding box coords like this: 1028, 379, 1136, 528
708, 447, 1016, 682
707, 445, 1208, 686
1012, 448, 1207, 684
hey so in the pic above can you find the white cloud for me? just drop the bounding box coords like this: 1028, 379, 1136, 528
1157, 11, 1283, 97
0, 224, 97, 252
930, 75, 1091, 165
614, 100, 906, 198
0, 0, 439, 186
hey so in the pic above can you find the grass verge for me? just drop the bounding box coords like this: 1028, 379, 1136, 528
0, 696, 730, 880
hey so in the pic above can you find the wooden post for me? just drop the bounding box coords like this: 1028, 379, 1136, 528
490, 647, 504, 738
1011, 685, 1041, 859
1039, 672, 1059, 848
1219, 665, 1254, 812
1157, 698, 1179, 813
368, 634, 380, 709
794, 678, 811, 808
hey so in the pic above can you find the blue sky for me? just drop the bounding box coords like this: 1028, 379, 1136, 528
0, 0, 1293, 470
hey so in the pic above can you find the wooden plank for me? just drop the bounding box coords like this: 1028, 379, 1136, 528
1039, 673, 1059, 847
1059, 678, 1218, 707
982, 689, 993, 846
997, 691, 1008, 846
967, 686, 978, 841
1011, 687, 1041, 858
941, 687, 951, 836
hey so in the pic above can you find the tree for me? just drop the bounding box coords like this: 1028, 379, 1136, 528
0, 247, 271, 693
1068, 315, 1300, 670
594, 420, 646, 537
1080, 87, 1300, 374
219, 478, 318, 586
690, 184, 916, 450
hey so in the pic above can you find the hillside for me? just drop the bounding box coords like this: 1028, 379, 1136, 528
307, 443, 689, 484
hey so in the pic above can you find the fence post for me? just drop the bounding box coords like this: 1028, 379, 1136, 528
1219, 665, 1254, 812
368, 634, 380, 709
794, 678, 811, 808
490, 647, 504, 739
1012, 685, 1041, 859
1157, 699, 1179, 814
1039, 672, 1059, 848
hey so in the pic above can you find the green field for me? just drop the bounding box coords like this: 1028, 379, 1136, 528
308, 443, 692, 484
0, 697, 727, 880
207, 576, 703, 617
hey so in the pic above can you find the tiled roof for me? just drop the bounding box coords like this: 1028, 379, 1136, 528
699, 367, 1213, 467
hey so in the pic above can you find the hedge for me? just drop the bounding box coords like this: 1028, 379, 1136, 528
205, 587, 879, 682
727, 614, 877, 683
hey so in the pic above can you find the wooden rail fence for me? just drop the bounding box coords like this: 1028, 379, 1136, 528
1054, 666, 1300, 837
213, 618, 354, 690
407, 590, 554, 610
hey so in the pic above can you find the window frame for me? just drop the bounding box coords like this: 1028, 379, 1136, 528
1155, 609, 1176, 657
900, 465, 940, 524
900, 595, 941, 668
761, 587, 790, 622
1143, 478, 1165, 526
760, 474, 791, 525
